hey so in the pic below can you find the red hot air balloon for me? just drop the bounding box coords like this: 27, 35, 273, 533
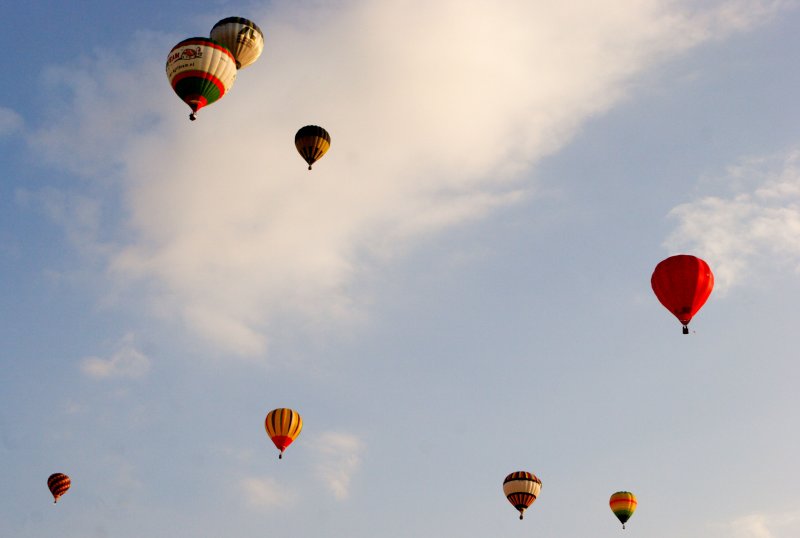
651, 254, 713, 334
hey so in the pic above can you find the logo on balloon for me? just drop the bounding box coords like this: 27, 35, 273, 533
167, 47, 204, 65
181, 47, 203, 60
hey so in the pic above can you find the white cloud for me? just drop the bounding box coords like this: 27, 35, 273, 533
665, 149, 800, 292
0, 107, 23, 137
732, 514, 775, 538
80, 334, 151, 379
310, 432, 364, 500
240, 476, 296, 509
27, 0, 786, 357
728, 511, 800, 538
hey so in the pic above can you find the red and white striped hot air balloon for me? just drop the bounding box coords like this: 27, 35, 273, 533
503, 471, 541, 520
166, 37, 237, 121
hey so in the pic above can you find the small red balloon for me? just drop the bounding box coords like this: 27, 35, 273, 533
651, 254, 713, 333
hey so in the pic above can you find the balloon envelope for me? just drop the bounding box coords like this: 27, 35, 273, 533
295, 125, 331, 169
651, 254, 713, 333
610, 491, 637, 528
166, 37, 237, 120
47, 473, 71, 503
265, 408, 303, 458
210, 17, 264, 69
503, 471, 541, 520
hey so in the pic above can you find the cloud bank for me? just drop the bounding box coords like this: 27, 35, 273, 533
666, 148, 800, 292
27, 0, 784, 357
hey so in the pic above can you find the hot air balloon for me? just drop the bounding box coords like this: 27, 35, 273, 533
166, 37, 237, 121
295, 125, 331, 170
210, 17, 264, 69
503, 471, 541, 520
265, 408, 303, 459
610, 491, 637, 529
47, 473, 71, 503
651, 254, 713, 334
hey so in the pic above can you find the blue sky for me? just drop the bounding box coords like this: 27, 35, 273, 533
2, 1, 800, 537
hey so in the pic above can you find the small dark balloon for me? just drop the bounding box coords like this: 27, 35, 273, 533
48, 473, 71, 503
295, 125, 331, 170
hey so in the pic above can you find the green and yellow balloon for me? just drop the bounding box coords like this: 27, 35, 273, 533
609, 491, 637, 529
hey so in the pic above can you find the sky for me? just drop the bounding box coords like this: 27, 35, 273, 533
1, 0, 800, 536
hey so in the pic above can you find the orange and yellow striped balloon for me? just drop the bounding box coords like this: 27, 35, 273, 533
47, 473, 71, 503
610, 491, 637, 529
503, 471, 542, 520
265, 408, 303, 459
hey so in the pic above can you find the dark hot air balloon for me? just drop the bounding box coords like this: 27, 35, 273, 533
48, 473, 71, 503
295, 125, 331, 170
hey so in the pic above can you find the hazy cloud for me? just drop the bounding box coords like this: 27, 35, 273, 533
241, 476, 296, 509
80, 334, 151, 379
28, 0, 785, 357
0, 107, 23, 137
62, 399, 86, 414
728, 511, 800, 538
665, 149, 800, 292
311, 432, 364, 500
15, 187, 107, 258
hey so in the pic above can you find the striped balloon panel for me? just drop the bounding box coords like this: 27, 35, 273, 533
265, 408, 303, 450
210, 17, 264, 69
506, 491, 536, 510
503, 472, 542, 500
47, 473, 71, 502
610, 491, 637, 524
295, 125, 331, 168
166, 38, 237, 113
503, 471, 542, 488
